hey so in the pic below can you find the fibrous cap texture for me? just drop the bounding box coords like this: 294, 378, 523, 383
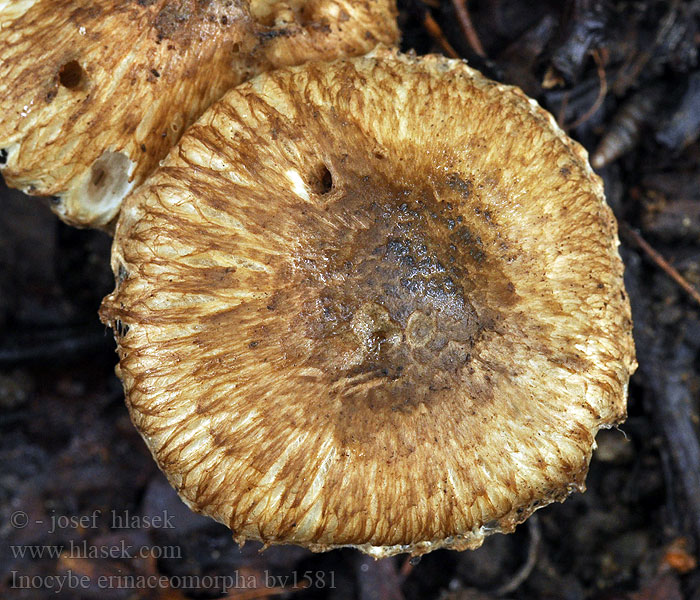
0, 0, 398, 227
100, 47, 637, 558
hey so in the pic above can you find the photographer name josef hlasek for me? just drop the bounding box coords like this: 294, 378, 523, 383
47, 509, 175, 534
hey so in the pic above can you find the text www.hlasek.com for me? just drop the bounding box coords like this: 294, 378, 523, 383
10, 540, 181, 560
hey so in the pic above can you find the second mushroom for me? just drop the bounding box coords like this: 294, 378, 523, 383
0, 0, 398, 228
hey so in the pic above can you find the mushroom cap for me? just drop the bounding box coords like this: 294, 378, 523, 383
0, 0, 398, 228
100, 47, 636, 558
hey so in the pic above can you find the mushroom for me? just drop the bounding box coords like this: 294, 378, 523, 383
100, 47, 637, 558
250, 0, 397, 67
0, 0, 398, 228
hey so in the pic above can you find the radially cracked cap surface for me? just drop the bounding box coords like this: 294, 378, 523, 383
100, 47, 637, 558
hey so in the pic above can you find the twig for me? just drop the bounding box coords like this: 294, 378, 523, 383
493, 515, 541, 596
566, 49, 607, 130
423, 13, 460, 59
591, 84, 665, 169
621, 223, 700, 307
450, 0, 486, 57
613, 0, 681, 95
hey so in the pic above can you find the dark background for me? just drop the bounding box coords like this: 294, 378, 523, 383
1, 0, 700, 598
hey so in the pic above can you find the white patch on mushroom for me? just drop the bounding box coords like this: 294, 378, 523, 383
285, 169, 310, 201
75, 151, 136, 225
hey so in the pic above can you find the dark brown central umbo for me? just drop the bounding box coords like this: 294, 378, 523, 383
288, 170, 518, 411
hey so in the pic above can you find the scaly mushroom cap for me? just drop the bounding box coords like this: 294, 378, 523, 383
100, 48, 636, 558
0, 0, 398, 228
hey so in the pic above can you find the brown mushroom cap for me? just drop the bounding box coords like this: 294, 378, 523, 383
0, 0, 398, 228
100, 47, 636, 558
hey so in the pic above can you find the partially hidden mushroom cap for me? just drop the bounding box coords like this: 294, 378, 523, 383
250, 0, 397, 67
100, 47, 637, 558
0, 0, 398, 229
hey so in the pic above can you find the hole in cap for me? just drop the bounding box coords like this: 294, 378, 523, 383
320, 166, 333, 194
310, 164, 333, 195
58, 60, 85, 89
